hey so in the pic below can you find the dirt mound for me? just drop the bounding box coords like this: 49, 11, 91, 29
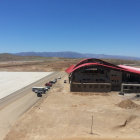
118, 99, 139, 109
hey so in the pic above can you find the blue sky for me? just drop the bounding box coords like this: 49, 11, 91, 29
0, 0, 140, 57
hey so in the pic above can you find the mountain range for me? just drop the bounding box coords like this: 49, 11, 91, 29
13, 51, 140, 60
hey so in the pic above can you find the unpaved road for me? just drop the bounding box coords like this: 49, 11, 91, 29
0, 71, 63, 140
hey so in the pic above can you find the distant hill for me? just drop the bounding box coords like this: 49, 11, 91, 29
0, 53, 140, 66
0, 53, 73, 62
14, 51, 140, 60
0, 53, 49, 61
0, 53, 24, 61
14, 52, 84, 58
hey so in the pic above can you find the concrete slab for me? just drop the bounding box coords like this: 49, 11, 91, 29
0, 72, 52, 99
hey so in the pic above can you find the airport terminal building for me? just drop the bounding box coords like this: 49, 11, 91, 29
66, 58, 140, 93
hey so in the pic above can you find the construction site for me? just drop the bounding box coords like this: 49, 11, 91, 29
0, 58, 139, 140
66, 58, 140, 93
1, 0, 140, 139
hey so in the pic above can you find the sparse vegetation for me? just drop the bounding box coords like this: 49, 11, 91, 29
0, 54, 140, 72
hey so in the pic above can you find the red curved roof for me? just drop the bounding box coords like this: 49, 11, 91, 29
119, 65, 140, 74
70, 63, 123, 73
66, 58, 140, 75
74, 58, 120, 69
65, 65, 75, 73
74, 58, 89, 68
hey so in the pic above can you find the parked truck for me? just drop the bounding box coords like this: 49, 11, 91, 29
32, 87, 48, 97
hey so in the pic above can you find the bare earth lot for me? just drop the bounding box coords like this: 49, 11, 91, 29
4, 74, 140, 140
0, 59, 80, 72
0, 58, 139, 72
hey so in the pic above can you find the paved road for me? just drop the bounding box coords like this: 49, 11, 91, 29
0, 71, 63, 140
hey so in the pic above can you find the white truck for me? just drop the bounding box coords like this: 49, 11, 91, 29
32, 87, 48, 97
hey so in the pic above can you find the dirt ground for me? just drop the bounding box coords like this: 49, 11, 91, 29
4, 73, 140, 140
0, 59, 79, 72
1, 58, 140, 72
